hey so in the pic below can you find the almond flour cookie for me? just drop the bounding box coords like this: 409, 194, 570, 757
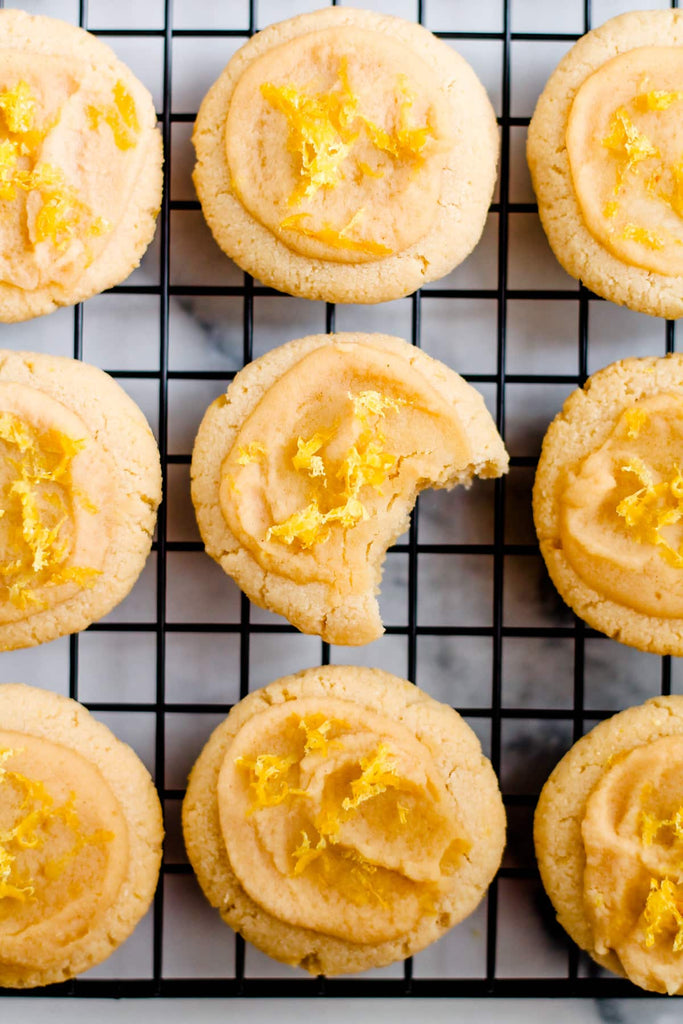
528, 10, 683, 318
535, 695, 683, 994
0, 9, 162, 323
533, 354, 683, 656
0, 350, 161, 651
193, 7, 498, 304
183, 665, 505, 976
0, 683, 163, 988
191, 332, 508, 646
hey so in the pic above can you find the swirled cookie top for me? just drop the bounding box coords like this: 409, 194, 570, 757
567, 47, 683, 276
0, 53, 144, 292
0, 381, 115, 623
218, 696, 469, 944
219, 342, 477, 597
582, 735, 683, 993
0, 732, 128, 970
559, 392, 683, 619
224, 27, 452, 264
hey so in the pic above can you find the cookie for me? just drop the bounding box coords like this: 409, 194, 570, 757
533, 354, 683, 656
0, 9, 162, 323
0, 683, 163, 988
535, 695, 683, 994
193, 6, 498, 304
0, 349, 161, 651
183, 665, 505, 976
191, 332, 508, 646
527, 10, 683, 319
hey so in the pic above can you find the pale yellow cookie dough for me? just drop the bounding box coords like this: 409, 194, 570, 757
535, 695, 683, 994
533, 354, 683, 656
0, 683, 163, 988
183, 665, 506, 976
0, 8, 163, 323
527, 10, 683, 319
0, 350, 161, 651
193, 6, 498, 304
191, 332, 508, 646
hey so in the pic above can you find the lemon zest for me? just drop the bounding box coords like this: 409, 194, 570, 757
624, 406, 648, 439
644, 877, 683, 950
342, 743, 401, 811
265, 390, 404, 549
280, 210, 392, 257
236, 441, 266, 466
0, 748, 113, 903
602, 107, 659, 193
622, 223, 664, 250
291, 830, 327, 875
234, 753, 309, 814
87, 80, 140, 151
641, 805, 683, 846
636, 90, 683, 112
299, 715, 345, 757
292, 432, 332, 479
0, 413, 100, 608
616, 457, 683, 567
0, 81, 36, 134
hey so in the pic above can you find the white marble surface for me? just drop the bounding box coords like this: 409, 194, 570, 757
1, 0, 683, 1020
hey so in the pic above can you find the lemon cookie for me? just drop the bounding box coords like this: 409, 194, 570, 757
534, 695, 683, 994
532, 354, 683, 655
0, 683, 163, 988
191, 332, 507, 646
528, 10, 683, 318
193, 6, 498, 304
0, 8, 162, 323
0, 350, 161, 651
183, 665, 505, 976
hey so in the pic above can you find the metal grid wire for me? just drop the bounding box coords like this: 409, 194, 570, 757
1, 0, 682, 1003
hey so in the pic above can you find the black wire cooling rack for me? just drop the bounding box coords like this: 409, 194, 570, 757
2, 0, 682, 1003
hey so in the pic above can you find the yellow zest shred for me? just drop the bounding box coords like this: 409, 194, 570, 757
234, 753, 308, 814
397, 801, 409, 825
603, 200, 618, 219
291, 829, 327, 875
280, 210, 392, 257
636, 89, 683, 112
357, 160, 384, 179
87, 80, 140, 151
261, 58, 436, 251
0, 413, 100, 609
622, 223, 665, 250
291, 431, 331, 479
602, 107, 659, 193
265, 390, 405, 549
0, 81, 36, 135
236, 441, 266, 466
299, 715, 345, 757
342, 743, 401, 811
644, 877, 683, 951
0, 81, 111, 252
624, 406, 648, 439
641, 805, 683, 846
616, 457, 683, 568
0, 748, 114, 903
